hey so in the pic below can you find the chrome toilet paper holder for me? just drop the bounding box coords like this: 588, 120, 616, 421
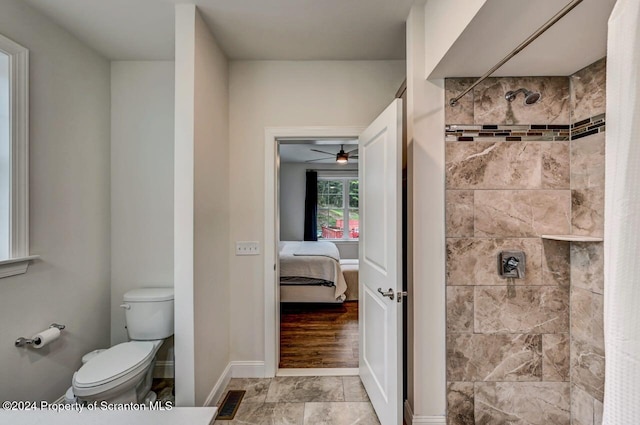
15, 323, 65, 347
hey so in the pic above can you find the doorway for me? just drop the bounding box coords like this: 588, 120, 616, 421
263, 98, 404, 425
278, 139, 360, 370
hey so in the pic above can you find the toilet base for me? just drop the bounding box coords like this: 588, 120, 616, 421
76, 359, 156, 405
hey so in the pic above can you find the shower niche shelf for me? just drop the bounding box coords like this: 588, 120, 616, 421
541, 235, 603, 242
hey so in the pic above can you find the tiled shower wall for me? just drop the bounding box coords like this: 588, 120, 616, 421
568, 58, 606, 425
444, 58, 606, 425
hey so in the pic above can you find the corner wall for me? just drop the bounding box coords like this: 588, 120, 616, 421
405, 3, 447, 421
0, 0, 111, 403
174, 4, 231, 406
193, 9, 231, 407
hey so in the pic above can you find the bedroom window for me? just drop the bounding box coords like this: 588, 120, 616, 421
317, 178, 359, 240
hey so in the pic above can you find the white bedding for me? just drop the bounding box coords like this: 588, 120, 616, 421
279, 241, 347, 301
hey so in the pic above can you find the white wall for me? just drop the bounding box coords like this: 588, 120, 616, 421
405, 1, 448, 421
174, 4, 231, 406
279, 162, 359, 259
193, 9, 230, 407
0, 0, 111, 403
110, 61, 175, 352
229, 60, 405, 362
423, 0, 487, 78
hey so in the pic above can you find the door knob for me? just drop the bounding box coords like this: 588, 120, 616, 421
377, 288, 395, 301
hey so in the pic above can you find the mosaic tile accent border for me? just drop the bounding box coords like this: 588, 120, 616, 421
445, 113, 606, 142
445, 124, 570, 142
572, 113, 606, 140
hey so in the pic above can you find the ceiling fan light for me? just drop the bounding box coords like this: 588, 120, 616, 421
336, 152, 349, 164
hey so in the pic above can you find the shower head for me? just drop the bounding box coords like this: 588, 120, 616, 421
505, 88, 541, 105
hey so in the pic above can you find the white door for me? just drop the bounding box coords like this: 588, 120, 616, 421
359, 99, 403, 425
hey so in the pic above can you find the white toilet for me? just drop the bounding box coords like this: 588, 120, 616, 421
72, 288, 174, 404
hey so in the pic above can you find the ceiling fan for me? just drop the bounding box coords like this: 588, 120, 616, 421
305, 145, 358, 164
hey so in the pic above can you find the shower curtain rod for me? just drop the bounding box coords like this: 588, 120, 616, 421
449, 0, 584, 107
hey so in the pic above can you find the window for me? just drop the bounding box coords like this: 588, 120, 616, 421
317, 177, 359, 240
0, 33, 34, 277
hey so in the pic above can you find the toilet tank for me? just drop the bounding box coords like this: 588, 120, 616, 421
122, 288, 174, 340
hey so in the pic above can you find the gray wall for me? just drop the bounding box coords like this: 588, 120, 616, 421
110, 61, 175, 365
279, 162, 359, 259
0, 0, 111, 402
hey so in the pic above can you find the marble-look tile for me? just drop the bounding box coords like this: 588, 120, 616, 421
571, 288, 604, 349
447, 286, 474, 333
570, 242, 604, 294
303, 402, 380, 425
474, 286, 569, 334
446, 190, 474, 237
446, 78, 475, 125
446, 238, 543, 286
571, 132, 605, 190
571, 288, 605, 402
343, 376, 369, 402
475, 190, 571, 237
446, 142, 542, 190
571, 58, 607, 123
447, 333, 542, 381
265, 377, 344, 403
542, 239, 571, 287
571, 385, 594, 425
572, 188, 604, 237
473, 77, 570, 125
220, 378, 271, 405
543, 334, 570, 382
541, 142, 570, 189
594, 398, 603, 425
475, 382, 570, 425
447, 382, 474, 425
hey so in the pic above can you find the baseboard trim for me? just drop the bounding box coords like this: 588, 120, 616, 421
230, 360, 266, 378
203, 361, 266, 408
277, 368, 359, 377
203, 362, 233, 407
404, 400, 446, 424
154, 360, 175, 379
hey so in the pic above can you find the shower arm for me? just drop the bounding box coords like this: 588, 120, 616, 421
449, 0, 583, 107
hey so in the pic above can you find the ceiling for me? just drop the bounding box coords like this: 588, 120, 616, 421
430, 0, 617, 78
21, 0, 614, 75
23, 0, 413, 60
280, 142, 358, 164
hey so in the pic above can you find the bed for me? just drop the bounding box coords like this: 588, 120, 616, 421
279, 241, 348, 303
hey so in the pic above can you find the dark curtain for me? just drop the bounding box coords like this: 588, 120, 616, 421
303, 171, 318, 241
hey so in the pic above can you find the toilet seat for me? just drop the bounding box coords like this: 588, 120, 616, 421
73, 341, 156, 392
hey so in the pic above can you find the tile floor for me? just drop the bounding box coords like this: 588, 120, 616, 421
215, 376, 381, 424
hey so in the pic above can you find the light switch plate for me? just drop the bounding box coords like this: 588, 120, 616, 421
236, 241, 260, 256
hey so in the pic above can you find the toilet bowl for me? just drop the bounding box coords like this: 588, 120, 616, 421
72, 288, 174, 404
72, 340, 162, 404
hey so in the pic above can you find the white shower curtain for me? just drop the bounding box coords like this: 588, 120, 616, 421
604, 0, 640, 423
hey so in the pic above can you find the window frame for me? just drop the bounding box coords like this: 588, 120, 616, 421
317, 175, 359, 241
0, 33, 36, 278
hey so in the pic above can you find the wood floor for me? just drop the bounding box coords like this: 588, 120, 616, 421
279, 301, 358, 368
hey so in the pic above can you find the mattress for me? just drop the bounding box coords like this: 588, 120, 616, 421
279, 241, 347, 302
